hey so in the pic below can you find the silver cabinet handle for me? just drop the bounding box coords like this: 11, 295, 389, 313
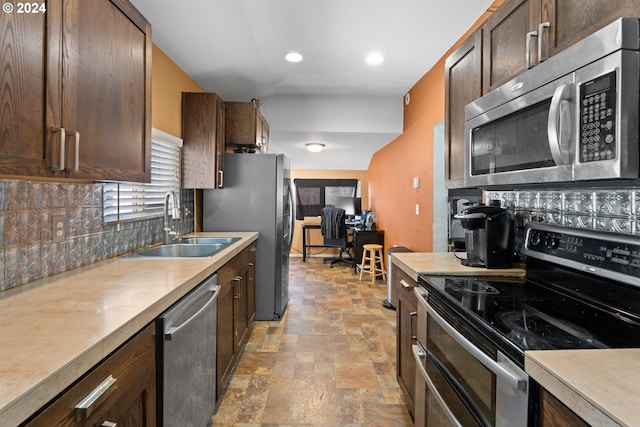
51, 127, 66, 171
425, 301, 528, 391
399, 279, 412, 289
165, 285, 220, 340
547, 83, 573, 166
68, 131, 80, 171
75, 375, 117, 421
101, 422, 117, 427
538, 22, 551, 63
412, 345, 462, 427
525, 30, 538, 69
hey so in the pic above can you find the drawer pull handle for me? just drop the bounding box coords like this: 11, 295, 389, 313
75, 375, 117, 421
101, 422, 117, 427
400, 279, 412, 289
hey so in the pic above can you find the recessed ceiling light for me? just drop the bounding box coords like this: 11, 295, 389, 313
366, 52, 384, 65
285, 52, 303, 63
305, 143, 325, 153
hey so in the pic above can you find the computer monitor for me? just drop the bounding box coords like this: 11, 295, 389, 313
332, 197, 362, 216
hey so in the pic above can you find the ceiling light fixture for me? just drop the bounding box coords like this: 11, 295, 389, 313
305, 143, 325, 153
366, 52, 385, 65
285, 52, 303, 63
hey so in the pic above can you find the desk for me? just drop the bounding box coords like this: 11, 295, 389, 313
301, 223, 384, 269
301, 223, 331, 262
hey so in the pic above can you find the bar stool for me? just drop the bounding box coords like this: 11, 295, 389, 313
359, 244, 386, 283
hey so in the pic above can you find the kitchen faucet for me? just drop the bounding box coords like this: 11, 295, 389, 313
164, 191, 181, 244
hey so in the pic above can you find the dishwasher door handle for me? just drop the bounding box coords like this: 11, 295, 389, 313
165, 285, 220, 340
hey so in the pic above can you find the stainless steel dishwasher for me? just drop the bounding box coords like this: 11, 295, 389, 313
156, 273, 219, 427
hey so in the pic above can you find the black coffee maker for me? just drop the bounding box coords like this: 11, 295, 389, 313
454, 201, 515, 269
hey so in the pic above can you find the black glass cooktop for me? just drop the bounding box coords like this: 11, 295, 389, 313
418, 268, 640, 364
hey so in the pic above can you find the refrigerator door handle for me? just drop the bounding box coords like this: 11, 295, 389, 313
287, 183, 295, 249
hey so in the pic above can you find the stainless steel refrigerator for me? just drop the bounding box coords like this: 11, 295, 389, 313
203, 153, 293, 320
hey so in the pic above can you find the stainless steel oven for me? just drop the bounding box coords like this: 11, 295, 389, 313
413, 286, 529, 427
465, 18, 640, 188
415, 222, 640, 427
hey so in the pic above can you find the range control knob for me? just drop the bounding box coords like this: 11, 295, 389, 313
544, 234, 559, 249
529, 231, 541, 246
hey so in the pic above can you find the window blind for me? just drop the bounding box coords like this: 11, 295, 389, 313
103, 129, 182, 223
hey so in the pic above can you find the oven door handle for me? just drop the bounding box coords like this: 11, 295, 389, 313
426, 302, 528, 392
413, 344, 463, 427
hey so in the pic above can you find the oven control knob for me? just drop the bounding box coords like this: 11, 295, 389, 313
529, 232, 541, 246
544, 234, 559, 249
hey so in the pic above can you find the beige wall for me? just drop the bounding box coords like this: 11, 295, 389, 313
290, 169, 368, 257
151, 45, 204, 137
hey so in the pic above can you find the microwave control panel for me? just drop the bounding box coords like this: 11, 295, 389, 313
579, 71, 617, 163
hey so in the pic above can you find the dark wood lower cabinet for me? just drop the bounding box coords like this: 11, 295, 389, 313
216, 244, 256, 399
540, 388, 590, 427
394, 265, 418, 419
23, 323, 156, 427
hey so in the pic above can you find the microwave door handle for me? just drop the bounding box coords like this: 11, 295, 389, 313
547, 83, 573, 165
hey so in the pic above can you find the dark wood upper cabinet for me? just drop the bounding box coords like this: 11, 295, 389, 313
482, 0, 538, 93
483, 0, 640, 93
444, 29, 483, 189
182, 92, 226, 189
540, 0, 640, 59
225, 101, 270, 153
0, 0, 151, 182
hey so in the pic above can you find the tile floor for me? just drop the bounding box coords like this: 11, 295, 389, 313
211, 257, 414, 426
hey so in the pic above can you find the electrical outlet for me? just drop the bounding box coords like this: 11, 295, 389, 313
53, 215, 66, 243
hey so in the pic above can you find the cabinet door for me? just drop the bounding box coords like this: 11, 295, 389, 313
0, 8, 51, 176
540, 388, 589, 427
24, 323, 156, 427
482, 0, 539, 92
182, 92, 226, 188
247, 243, 257, 326
395, 268, 417, 419
541, 0, 640, 58
52, 0, 151, 182
216, 273, 235, 396
444, 29, 482, 189
234, 268, 250, 350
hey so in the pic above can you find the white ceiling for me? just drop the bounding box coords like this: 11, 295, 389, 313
130, 0, 494, 169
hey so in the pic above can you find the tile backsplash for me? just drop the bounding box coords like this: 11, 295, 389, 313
0, 179, 194, 292
488, 188, 640, 235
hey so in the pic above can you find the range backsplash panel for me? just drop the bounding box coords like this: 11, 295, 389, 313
0, 180, 194, 292
487, 189, 640, 235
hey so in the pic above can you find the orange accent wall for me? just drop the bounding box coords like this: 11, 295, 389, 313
290, 169, 368, 257
367, 2, 501, 253
151, 45, 204, 137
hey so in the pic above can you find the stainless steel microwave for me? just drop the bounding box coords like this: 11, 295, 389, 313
464, 18, 640, 188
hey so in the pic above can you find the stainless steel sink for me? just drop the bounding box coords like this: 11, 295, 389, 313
177, 237, 241, 245
132, 243, 227, 258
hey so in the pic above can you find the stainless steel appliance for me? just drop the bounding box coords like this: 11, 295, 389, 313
156, 273, 219, 427
465, 17, 640, 188
203, 153, 294, 320
414, 222, 640, 426
455, 203, 515, 268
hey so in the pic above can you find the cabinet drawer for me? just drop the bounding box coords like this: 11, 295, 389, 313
23, 323, 156, 427
393, 265, 418, 304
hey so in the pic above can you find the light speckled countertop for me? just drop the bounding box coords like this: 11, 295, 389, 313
390, 251, 525, 281
0, 232, 258, 426
526, 349, 640, 426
